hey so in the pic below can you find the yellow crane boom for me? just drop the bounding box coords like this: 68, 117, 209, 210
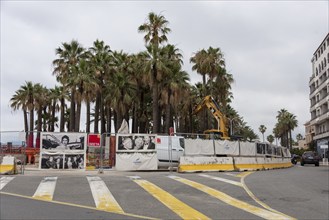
193, 95, 229, 139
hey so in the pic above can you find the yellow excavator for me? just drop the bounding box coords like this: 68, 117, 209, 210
193, 95, 229, 140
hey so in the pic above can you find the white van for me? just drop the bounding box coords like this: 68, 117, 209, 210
155, 136, 185, 167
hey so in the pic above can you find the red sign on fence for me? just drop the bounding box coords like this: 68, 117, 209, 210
88, 134, 101, 147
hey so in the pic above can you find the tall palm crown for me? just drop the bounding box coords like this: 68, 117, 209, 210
138, 12, 171, 47
52, 40, 86, 131
53, 40, 86, 84
138, 12, 171, 133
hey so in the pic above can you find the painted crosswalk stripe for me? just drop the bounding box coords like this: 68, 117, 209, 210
33, 177, 57, 201
133, 177, 210, 220
199, 174, 243, 187
87, 176, 124, 213
169, 175, 296, 220
0, 176, 15, 190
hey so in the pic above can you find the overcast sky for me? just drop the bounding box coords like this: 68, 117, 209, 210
1, 1, 328, 141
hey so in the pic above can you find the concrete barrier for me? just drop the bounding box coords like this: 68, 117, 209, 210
178, 156, 235, 172
0, 156, 16, 174
178, 156, 292, 173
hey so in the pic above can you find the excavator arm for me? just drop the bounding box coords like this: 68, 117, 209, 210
193, 96, 229, 139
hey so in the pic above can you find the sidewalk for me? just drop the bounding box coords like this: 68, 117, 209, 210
20, 164, 115, 176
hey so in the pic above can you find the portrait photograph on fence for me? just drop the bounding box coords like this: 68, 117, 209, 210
40, 154, 63, 169
64, 154, 85, 169
116, 134, 158, 171
117, 134, 156, 152
41, 132, 85, 151
39, 132, 87, 170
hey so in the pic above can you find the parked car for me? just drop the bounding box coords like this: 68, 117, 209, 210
301, 151, 321, 166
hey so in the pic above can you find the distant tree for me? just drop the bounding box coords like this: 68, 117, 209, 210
267, 134, 274, 144
296, 133, 303, 141
259, 125, 267, 142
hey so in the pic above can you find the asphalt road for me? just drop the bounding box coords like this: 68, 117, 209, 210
1, 165, 328, 220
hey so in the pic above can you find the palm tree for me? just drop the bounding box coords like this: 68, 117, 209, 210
274, 109, 298, 149
129, 53, 152, 133
296, 133, 303, 141
49, 86, 67, 132
158, 44, 186, 133
259, 125, 267, 142
34, 84, 49, 134
53, 40, 86, 132
69, 58, 98, 132
190, 49, 208, 87
10, 89, 29, 133
138, 12, 171, 133
267, 134, 274, 144
10, 81, 38, 147
105, 51, 136, 132
89, 39, 113, 133
204, 46, 225, 81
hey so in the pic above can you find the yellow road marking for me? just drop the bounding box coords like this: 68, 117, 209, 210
240, 173, 297, 219
236, 171, 254, 178
87, 176, 124, 213
169, 176, 295, 220
179, 164, 234, 172
0, 191, 158, 220
134, 179, 210, 220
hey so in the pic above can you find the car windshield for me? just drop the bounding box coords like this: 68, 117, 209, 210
304, 152, 315, 157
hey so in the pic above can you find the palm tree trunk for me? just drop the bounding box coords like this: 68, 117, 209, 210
75, 101, 81, 132
165, 89, 171, 134
51, 101, 56, 131
152, 65, 159, 134
106, 106, 111, 133
23, 110, 28, 132
86, 101, 90, 133
100, 98, 106, 134
139, 92, 146, 133
94, 92, 100, 133
132, 104, 138, 133
28, 108, 34, 147
60, 97, 65, 132
289, 130, 292, 150
116, 110, 123, 133
69, 89, 76, 132
43, 107, 47, 131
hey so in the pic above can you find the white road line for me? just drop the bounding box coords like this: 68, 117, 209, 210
33, 177, 57, 201
127, 176, 141, 180
87, 176, 124, 213
224, 173, 238, 177
199, 174, 243, 187
0, 176, 15, 190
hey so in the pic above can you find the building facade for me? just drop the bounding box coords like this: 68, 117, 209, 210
308, 33, 329, 158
